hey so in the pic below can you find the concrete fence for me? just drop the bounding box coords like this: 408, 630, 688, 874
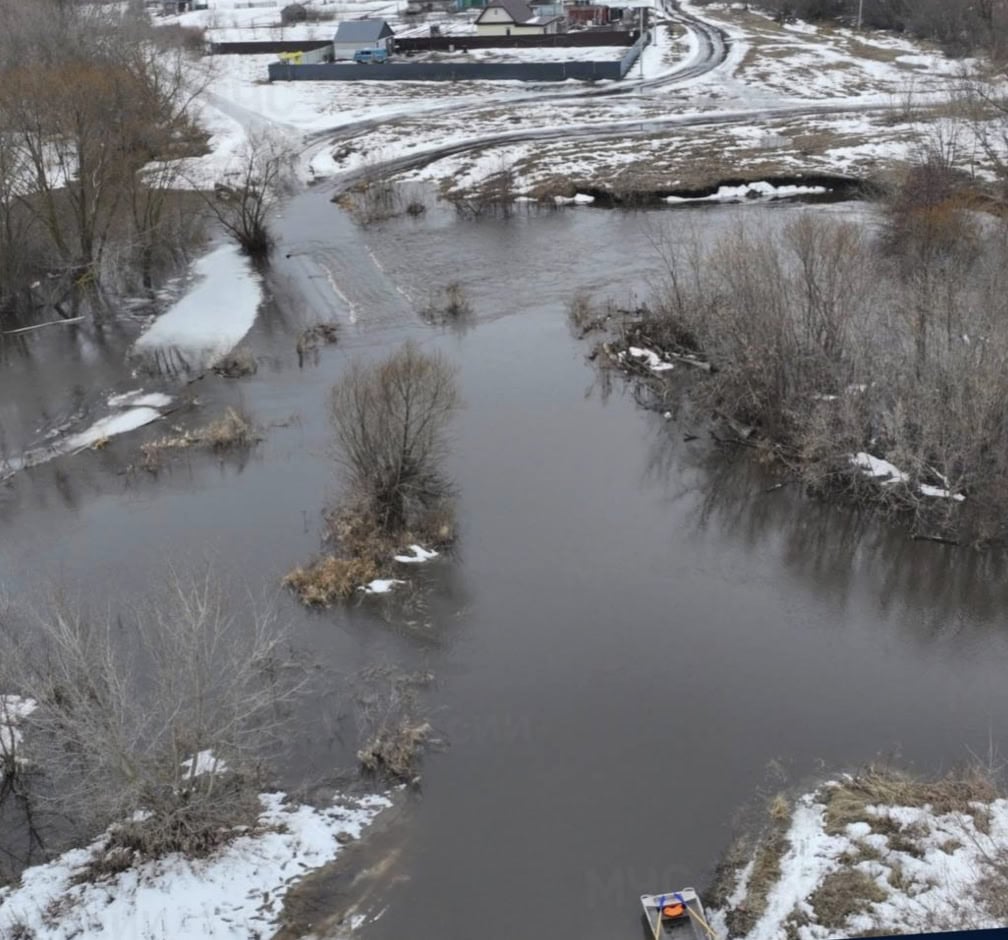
392, 30, 637, 51
267, 31, 648, 81
211, 39, 330, 54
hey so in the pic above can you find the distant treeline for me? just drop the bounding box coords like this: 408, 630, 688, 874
696, 0, 1008, 58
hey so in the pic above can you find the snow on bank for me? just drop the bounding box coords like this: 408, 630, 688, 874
666, 181, 829, 204
0, 791, 391, 940
133, 244, 262, 373
617, 346, 675, 373
0, 695, 37, 773
710, 785, 1008, 940
851, 452, 965, 501
394, 545, 439, 564
1, 392, 176, 481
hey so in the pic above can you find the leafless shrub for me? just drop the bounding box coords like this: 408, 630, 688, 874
453, 161, 517, 218
592, 203, 1008, 543
0, 570, 306, 861
200, 134, 294, 259
422, 282, 472, 325
354, 666, 435, 785
330, 342, 461, 534
296, 322, 338, 367
282, 556, 384, 606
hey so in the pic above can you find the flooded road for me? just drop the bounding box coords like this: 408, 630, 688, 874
3, 193, 1008, 938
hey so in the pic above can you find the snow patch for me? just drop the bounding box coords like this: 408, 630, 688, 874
133, 244, 262, 373
850, 452, 908, 484
553, 193, 596, 205
624, 346, 675, 373
393, 545, 439, 564
0, 791, 390, 940
0, 695, 37, 772
851, 453, 965, 501
180, 750, 228, 778
361, 579, 406, 595
666, 181, 828, 204
108, 390, 174, 409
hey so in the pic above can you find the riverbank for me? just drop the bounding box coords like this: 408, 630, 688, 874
708, 767, 1008, 939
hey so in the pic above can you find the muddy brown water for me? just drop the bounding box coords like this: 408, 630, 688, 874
2, 192, 1008, 938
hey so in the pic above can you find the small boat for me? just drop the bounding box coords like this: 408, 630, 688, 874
640, 888, 712, 939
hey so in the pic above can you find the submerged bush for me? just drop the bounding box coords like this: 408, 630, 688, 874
595, 201, 1008, 544
330, 341, 461, 534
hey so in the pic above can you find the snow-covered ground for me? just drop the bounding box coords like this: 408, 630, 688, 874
154, 0, 1008, 200
0, 695, 37, 776
710, 780, 1008, 940
0, 791, 391, 939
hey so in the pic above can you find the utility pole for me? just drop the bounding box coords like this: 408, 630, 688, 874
639, 4, 645, 80
856, 0, 863, 30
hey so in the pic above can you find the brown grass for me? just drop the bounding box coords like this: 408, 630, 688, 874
212, 349, 258, 378
724, 794, 793, 938
282, 556, 383, 606
201, 408, 258, 451
809, 869, 888, 930
139, 408, 259, 471
823, 766, 998, 836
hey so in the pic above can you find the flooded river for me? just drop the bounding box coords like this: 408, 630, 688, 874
3, 191, 1008, 939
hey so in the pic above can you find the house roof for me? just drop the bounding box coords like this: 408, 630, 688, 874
333, 19, 394, 43
475, 0, 536, 24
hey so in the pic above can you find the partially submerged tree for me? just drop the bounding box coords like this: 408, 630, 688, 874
0, 0, 211, 315
330, 342, 461, 533
200, 133, 294, 259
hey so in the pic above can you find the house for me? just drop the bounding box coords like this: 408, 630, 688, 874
475, 0, 561, 35
566, 1, 618, 26
332, 19, 394, 59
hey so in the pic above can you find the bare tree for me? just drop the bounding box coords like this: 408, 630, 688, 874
0, 0, 211, 313
199, 133, 294, 259
0, 570, 307, 860
330, 342, 461, 533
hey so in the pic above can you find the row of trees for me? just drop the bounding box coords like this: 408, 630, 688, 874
0, 0, 207, 319
703, 0, 1008, 58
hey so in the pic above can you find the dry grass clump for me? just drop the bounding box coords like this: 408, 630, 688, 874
809, 869, 888, 930
282, 556, 383, 607
823, 765, 998, 836
357, 720, 432, 783
296, 322, 339, 367
212, 349, 258, 378
567, 292, 612, 338
140, 408, 259, 470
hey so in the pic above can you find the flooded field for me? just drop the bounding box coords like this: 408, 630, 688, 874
3, 193, 1008, 939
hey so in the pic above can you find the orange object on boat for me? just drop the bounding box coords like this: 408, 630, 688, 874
662, 903, 686, 919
